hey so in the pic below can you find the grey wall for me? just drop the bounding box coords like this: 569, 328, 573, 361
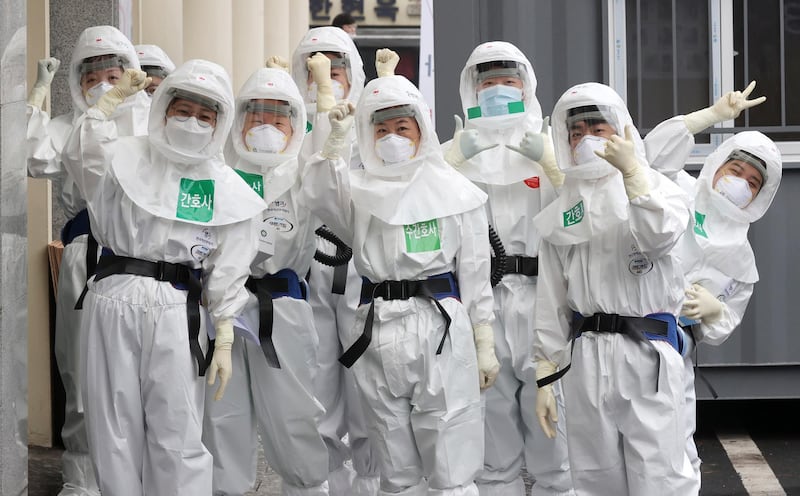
0, 0, 29, 493
48, 0, 120, 237
433, 0, 604, 139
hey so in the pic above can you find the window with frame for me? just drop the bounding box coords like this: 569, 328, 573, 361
611, 0, 800, 158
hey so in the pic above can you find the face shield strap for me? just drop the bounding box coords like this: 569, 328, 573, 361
79, 55, 127, 74
725, 149, 768, 183
371, 105, 417, 124
565, 105, 614, 130
476, 67, 521, 83
169, 88, 221, 113
142, 65, 169, 80
245, 100, 294, 117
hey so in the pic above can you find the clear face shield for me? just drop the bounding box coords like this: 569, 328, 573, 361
713, 149, 768, 208
80, 55, 127, 105
242, 100, 295, 154
467, 60, 525, 119
565, 105, 619, 165
371, 104, 420, 165
306, 53, 350, 103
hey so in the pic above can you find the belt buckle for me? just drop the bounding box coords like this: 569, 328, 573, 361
512, 256, 522, 274
155, 261, 167, 281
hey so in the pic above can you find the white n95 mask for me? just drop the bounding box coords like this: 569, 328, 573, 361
306, 80, 346, 103
165, 116, 214, 153
245, 124, 288, 154
84, 81, 115, 106
477, 85, 523, 117
572, 135, 608, 165
375, 134, 416, 164
714, 175, 753, 208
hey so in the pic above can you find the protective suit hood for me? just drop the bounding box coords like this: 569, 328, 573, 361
135, 44, 176, 74
689, 131, 782, 282
68, 25, 150, 124
535, 83, 647, 245
230, 68, 307, 204
449, 41, 546, 185
291, 26, 366, 115
352, 75, 487, 224
459, 41, 543, 131
147, 59, 234, 163
113, 59, 264, 226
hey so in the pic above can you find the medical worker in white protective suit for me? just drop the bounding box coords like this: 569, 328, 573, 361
134, 43, 175, 96
292, 26, 381, 495
643, 82, 779, 492
531, 82, 698, 495
202, 67, 332, 496
62, 60, 264, 495
27, 25, 150, 496
441, 41, 574, 496
301, 73, 501, 496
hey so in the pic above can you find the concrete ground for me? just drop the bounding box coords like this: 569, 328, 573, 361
29, 445, 283, 496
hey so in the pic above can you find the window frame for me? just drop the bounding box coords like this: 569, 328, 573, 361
608, 0, 800, 164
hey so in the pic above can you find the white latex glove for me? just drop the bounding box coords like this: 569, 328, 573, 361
535, 360, 559, 439
95, 68, 150, 117
265, 55, 290, 73
307, 52, 336, 113
322, 102, 355, 159
27, 57, 61, 109
473, 323, 500, 390
684, 81, 766, 134
506, 117, 564, 188
681, 284, 724, 324
208, 317, 234, 401
375, 48, 400, 78
443, 115, 498, 167
595, 125, 650, 200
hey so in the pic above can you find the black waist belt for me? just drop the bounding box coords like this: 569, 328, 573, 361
331, 251, 348, 295
491, 255, 538, 277
339, 272, 459, 368
245, 269, 306, 369
536, 312, 670, 388
87, 255, 210, 377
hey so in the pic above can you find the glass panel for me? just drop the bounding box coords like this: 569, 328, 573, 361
676, 1, 710, 128
626, 0, 709, 141
784, 0, 800, 128
639, 0, 676, 130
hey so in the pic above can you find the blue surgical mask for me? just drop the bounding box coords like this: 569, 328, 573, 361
477, 85, 523, 117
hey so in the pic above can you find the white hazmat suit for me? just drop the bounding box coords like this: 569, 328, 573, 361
442, 41, 573, 496
532, 83, 697, 495
26, 25, 150, 496
293, 26, 379, 495
62, 59, 264, 496
202, 67, 331, 496
646, 122, 782, 489
301, 75, 496, 496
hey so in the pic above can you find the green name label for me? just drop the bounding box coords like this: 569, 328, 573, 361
306, 120, 313, 133
693, 211, 708, 238
176, 178, 215, 222
404, 219, 441, 253
235, 169, 264, 198
562, 200, 585, 227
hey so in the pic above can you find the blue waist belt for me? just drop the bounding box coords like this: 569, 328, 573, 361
340, 272, 460, 368
60, 209, 90, 245
245, 269, 307, 369
537, 311, 682, 388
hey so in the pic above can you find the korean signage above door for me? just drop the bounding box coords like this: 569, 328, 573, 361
310, 0, 422, 27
